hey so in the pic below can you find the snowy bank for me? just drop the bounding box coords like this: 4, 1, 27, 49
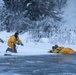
0, 31, 76, 56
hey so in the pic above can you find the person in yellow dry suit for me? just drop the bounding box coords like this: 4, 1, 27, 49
0, 38, 4, 43
49, 44, 75, 55
6, 32, 24, 53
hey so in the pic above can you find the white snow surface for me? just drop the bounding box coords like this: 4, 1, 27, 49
0, 31, 76, 56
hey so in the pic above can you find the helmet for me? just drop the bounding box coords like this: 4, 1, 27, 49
15, 32, 19, 35
52, 44, 58, 49
14, 32, 19, 38
54, 44, 58, 48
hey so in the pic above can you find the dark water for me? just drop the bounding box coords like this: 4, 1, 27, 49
0, 54, 76, 75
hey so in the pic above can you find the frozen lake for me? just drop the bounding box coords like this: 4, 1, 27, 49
0, 54, 76, 75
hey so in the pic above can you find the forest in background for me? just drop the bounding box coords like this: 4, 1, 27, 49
1, 0, 76, 44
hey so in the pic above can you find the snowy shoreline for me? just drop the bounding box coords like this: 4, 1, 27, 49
0, 31, 76, 56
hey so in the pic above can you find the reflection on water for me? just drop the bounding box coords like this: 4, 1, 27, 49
0, 54, 76, 75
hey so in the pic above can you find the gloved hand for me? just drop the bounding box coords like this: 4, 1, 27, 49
1, 40, 4, 43
21, 44, 24, 46
17, 43, 20, 45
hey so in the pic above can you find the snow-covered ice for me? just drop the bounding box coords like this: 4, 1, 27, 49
0, 31, 76, 56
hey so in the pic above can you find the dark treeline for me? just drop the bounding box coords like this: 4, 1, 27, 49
0, 0, 67, 41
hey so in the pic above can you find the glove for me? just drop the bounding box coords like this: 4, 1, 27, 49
17, 43, 20, 45
1, 40, 4, 43
21, 44, 24, 46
